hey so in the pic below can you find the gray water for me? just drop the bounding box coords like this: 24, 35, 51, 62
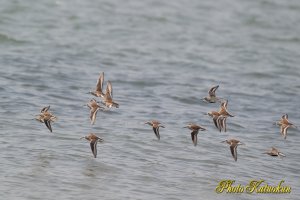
1, 0, 300, 199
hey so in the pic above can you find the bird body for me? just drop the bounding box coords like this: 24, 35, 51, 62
222, 139, 244, 161
276, 114, 296, 139
145, 120, 165, 140
184, 123, 206, 146
265, 147, 285, 157
89, 72, 105, 98
87, 99, 103, 125
203, 85, 220, 103
81, 133, 103, 158
35, 106, 57, 132
102, 81, 119, 108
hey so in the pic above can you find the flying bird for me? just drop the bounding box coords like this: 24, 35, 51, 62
35, 105, 57, 132
102, 81, 119, 108
203, 85, 221, 103
221, 139, 244, 161
87, 99, 103, 125
89, 72, 105, 98
81, 133, 103, 158
264, 147, 285, 157
184, 123, 206, 146
145, 120, 165, 140
276, 114, 296, 139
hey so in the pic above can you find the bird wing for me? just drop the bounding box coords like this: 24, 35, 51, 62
208, 85, 219, 97
90, 107, 99, 125
212, 116, 220, 130
281, 125, 290, 139
44, 120, 52, 132
90, 140, 98, 158
230, 145, 238, 161
106, 80, 113, 98
191, 130, 198, 146
218, 116, 227, 132
153, 127, 160, 140
41, 106, 50, 113
221, 100, 228, 109
222, 117, 227, 132
282, 114, 288, 120
87, 102, 92, 109
96, 72, 104, 93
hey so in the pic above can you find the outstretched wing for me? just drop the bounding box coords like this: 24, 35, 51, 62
222, 117, 227, 132
41, 105, 50, 113
90, 107, 99, 125
106, 81, 113, 98
218, 116, 227, 132
208, 85, 219, 97
90, 140, 98, 158
221, 100, 228, 109
153, 127, 160, 140
212, 116, 219, 130
281, 125, 290, 139
230, 145, 238, 161
96, 72, 104, 93
282, 114, 288, 120
191, 130, 198, 146
44, 120, 52, 132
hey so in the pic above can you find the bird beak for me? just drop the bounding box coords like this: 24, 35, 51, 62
239, 142, 245, 145
220, 140, 226, 143
80, 137, 85, 139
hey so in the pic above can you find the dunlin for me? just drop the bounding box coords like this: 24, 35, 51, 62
206, 111, 224, 132
203, 85, 220, 103
102, 81, 119, 108
145, 120, 165, 140
89, 72, 105, 98
80, 133, 103, 158
206, 111, 228, 132
184, 123, 206, 146
207, 111, 221, 129
87, 99, 103, 125
276, 114, 296, 139
218, 100, 234, 117
35, 106, 57, 132
206, 100, 234, 132
264, 147, 285, 157
221, 139, 244, 161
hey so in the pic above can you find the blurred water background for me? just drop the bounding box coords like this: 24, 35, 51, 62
0, 0, 300, 199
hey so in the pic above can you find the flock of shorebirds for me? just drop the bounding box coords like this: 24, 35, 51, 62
35, 72, 297, 161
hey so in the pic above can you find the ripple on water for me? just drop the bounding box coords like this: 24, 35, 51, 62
1, 0, 300, 199
0, 33, 28, 45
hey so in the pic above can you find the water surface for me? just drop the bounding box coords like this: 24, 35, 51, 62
0, 0, 300, 199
